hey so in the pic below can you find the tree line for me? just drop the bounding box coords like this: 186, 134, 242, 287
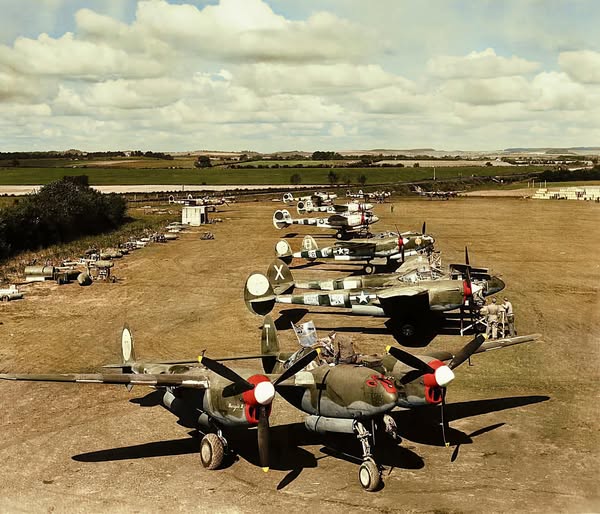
0, 177, 127, 260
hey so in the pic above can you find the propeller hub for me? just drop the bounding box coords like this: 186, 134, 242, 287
253, 380, 276, 405
434, 365, 455, 387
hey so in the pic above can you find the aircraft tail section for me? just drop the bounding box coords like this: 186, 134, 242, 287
301, 235, 319, 252
260, 315, 279, 373
273, 209, 292, 229
121, 325, 136, 365
275, 239, 293, 264
244, 272, 276, 316
267, 259, 295, 294
296, 199, 313, 214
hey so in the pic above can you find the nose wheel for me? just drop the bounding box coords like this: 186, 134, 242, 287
353, 421, 382, 491
199, 430, 228, 470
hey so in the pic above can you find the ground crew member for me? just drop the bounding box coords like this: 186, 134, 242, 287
484, 297, 501, 339
502, 297, 516, 336
335, 335, 358, 364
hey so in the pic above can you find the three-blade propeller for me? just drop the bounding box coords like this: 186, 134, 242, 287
198, 349, 319, 472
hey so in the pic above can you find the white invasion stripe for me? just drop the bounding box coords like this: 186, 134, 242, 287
77, 379, 104, 383
334, 256, 352, 261
278, 297, 292, 303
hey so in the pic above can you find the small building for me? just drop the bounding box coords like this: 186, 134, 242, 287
182, 205, 209, 226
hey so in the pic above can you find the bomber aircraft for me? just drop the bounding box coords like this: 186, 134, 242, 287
0, 326, 318, 473
244, 259, 505, 339
412, 185, 462, 199
273, 209, 379, 239
253, 316, 541, 490
275, 224, 435, 274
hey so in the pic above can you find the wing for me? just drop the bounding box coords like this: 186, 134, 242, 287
426, 334, 543, 362
376, 286, 430, 318
0, 373, 209, 389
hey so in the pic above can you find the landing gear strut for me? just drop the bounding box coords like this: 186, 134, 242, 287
354, 421, 381, 491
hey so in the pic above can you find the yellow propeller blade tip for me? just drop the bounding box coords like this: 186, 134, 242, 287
445, 442, 450, 448
316, 348, 322, 355
262, 467, 269, 473
386, 345, 392, 353
197, 356, 203, 363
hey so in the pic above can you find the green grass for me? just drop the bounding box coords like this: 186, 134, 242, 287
0, 165, 547, 186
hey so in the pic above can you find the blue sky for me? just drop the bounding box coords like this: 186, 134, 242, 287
1, 0, 599, 152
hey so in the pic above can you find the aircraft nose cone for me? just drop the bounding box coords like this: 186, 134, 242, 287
434, 366, 455, 387
371, 215, 380, 223
254, 381, 276, 405
487, 276, 506, 295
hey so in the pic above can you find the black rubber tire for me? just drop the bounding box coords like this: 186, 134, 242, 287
1, 295, 9, 302
358, 459, 381, 491
364, 264, 375, 275
336, 231, 344, 240
200, 433, 225, 470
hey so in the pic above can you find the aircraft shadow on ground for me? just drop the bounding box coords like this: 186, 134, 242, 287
393, 395, 550, 449
71, 395, 548, 490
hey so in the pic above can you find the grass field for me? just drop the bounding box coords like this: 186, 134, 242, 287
0, 165, 546, 186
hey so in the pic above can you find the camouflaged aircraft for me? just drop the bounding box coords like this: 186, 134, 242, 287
413, 185, 462, 199
296, 199, 374, 215
244, 258, 505, 338
273, 208, 379, 239
256, 316, 541, 491
275, 223, 435, 274
0, 326, 318, 473
346, 189, 392, 202
282, 191, 337, 205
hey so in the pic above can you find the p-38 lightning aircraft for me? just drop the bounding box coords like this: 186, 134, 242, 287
413, 185, 462, 199
275, 224, 435, 274
255, 316, 541, 490
0, 326, 318, 473
273, 209, 379, 239
282, 191, 337, 205
245, 258, 505, 338
296, 200, 373, 215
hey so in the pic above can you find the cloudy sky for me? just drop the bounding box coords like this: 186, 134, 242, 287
1, 0, 599, 152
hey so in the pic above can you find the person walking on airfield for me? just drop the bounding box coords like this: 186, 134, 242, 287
502, 297, 516, 337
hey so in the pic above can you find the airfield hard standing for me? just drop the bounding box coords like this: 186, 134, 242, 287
0, 198, 597, 511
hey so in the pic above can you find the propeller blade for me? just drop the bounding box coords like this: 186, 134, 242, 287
448, 334, 485, 370
199, 355, 253, 390
257, 405, 270, 472
274, 349, 319, 386
465, 246, 470, 266
441, 387, 449, 448
222, 381, 255, 397
387, 346, 435, 374
401, 244, 405, 262
422, 221, 426, 235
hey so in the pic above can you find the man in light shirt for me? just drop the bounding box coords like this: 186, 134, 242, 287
502, 297, 516, 337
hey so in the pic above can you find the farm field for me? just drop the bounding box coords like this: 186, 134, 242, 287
0, 165, 546, 186
0, 197, 597, 513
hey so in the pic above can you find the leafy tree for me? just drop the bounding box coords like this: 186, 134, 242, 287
195, 155, 212, 168
358, 174, 367, 186
327, 170, 339, 185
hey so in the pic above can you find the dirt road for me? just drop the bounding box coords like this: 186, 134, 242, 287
0, 198, 598, 513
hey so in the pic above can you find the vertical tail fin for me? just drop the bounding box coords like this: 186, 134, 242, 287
261, 316, 279, 373
267, 259, 295, 294
121, 324, 135, 365
301, 235, 319, 252
275, 239, 293, 264
244, 272, 276, 316
273, 209, 292, 229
